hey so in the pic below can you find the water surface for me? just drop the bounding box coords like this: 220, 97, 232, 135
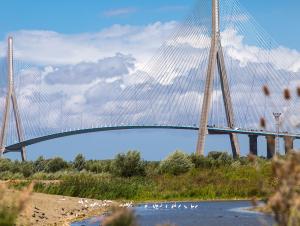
72, 201, 274, 226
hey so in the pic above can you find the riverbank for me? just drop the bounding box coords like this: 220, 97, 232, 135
3, 188, 115, 225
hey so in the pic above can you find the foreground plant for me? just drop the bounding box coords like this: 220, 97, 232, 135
0, 181, 33, 226
267, 152, 300, 226
102, 207, 138, 226
102, 207, 175, 226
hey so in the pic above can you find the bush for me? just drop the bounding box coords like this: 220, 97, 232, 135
159, 150, 194, 175
73, 154, 86, 171
207, 151, 233, 167
45, 157, 68, 173
33, 156, 47, 172
20, 162, 34, 178
111, 151, 145, 177
85, 160, 112, 174
0, 159, 13, 172
189, 154, 213, 168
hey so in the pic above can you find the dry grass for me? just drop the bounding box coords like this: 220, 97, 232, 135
266, 152, 300, 226
0, 181, 33, 226
102, 207, 138, 226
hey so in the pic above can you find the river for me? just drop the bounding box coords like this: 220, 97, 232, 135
71, 201, 274, 226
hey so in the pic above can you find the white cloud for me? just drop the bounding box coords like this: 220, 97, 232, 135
1, 21, 300, 145
0, 22, 178, 66
102, 7, 137, 17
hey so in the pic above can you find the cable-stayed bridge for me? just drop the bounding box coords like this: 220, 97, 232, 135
1, 0, 300, 161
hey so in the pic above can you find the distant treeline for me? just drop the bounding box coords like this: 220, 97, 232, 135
0, 151, 274, 201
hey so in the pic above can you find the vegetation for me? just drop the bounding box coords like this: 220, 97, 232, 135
0, 182, 33, 226
159, 150, 194, 175
266, 152, 300, 226
111, 151, 145, 177
0, 151, 274, 201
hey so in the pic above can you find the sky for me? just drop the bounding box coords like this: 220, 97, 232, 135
1, 0, 300, 161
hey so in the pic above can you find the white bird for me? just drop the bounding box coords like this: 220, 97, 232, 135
178, 204, 181, 208
165, 204, 168, 209
191, 204, 195, 209
195, 205, 198, 208
144, 204, 148, 208
184, 205, 188, 209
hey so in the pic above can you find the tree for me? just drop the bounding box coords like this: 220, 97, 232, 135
159, 150, 194, 175
33, 156, 46, 172
111, 151, 145, 177
45, 157, 68, 173
73, 154, 86, 171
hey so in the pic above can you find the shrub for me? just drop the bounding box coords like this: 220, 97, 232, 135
207, 151, 233, 167
159, 150, 194, 175
33, 156, 47, 172
111, 151, 145, 177
85, 160, 112, 174
189, 154, 212, 168
0, 159, 13, 172
73, 154, 86, 171
20, 162, 34, 178
45, 157, 68, 173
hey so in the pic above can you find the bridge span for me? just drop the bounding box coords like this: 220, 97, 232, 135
4, 125, 298, 158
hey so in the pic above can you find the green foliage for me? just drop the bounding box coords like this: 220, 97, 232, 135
111, 151, 145, 177
45, 157, 68, 173
85, 160, 112, 173
103, 207, 138, 226
0, 150, 274, 202
0, 206, 18, 226
34, 173, 147, 200
73, 154, 86, 171
159, 150, 194, 175
33, 156, 47, 172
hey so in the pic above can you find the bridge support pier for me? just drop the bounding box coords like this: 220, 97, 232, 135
0, 37, 26, 161
249, 135, 258, 156
266, 135, 275, 159
284, 136, 294, 154
196, 0, 240, 158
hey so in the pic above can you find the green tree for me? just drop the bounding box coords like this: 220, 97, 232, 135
73, 154, 86, 171
33, 156, 46, 172
45, 157, 68, 173
159, 150, 194, 175
111, 151, 145, 177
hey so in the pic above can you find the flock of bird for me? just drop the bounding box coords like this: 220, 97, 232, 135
143, 203, 199, 210
77, 199, 199, 210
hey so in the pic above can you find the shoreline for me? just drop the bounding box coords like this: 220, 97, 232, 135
13, 191, 266, 225
9, 190, 116, 226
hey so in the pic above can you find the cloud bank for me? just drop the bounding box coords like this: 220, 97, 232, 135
0, 21, 300, 145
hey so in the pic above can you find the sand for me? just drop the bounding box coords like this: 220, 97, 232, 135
3, 188, 115, 226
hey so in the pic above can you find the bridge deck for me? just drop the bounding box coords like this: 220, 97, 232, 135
4, 125, 300, 153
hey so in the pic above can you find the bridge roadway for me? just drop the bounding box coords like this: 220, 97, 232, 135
3, 125, 299, 153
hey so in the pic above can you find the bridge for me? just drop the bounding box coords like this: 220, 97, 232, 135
0, 0, 299, 161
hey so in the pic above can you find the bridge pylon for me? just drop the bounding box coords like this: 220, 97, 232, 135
196, 0, 240, 157
0, 37, 26, 161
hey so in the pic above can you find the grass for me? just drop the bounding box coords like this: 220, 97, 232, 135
33, 163, 273, 202
0, 151, 275, 202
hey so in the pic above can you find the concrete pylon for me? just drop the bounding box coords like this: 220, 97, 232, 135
196, 0, 240, 158
0, 37, 26, 161
249, 135, 258, 156
284, 136, 294, 154
266, 135, 275, 159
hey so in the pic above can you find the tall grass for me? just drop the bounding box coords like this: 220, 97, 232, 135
33, 163, 273, 201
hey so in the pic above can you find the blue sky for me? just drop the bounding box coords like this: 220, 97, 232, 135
2, 0, 300, 161
1, 0, 299, 48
